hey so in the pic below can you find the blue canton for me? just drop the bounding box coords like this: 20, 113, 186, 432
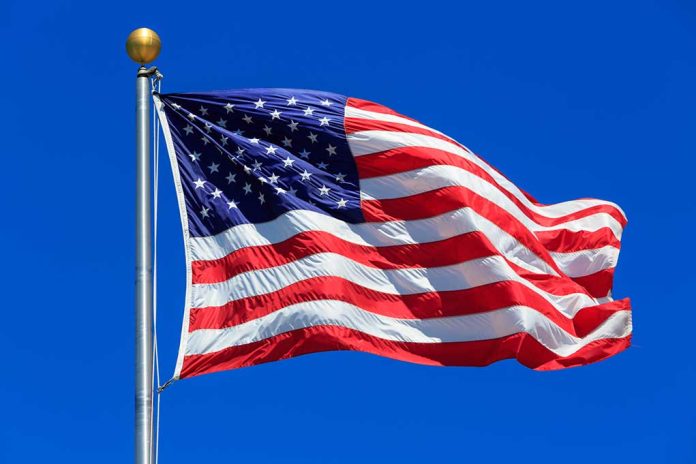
158, 89, 363, 237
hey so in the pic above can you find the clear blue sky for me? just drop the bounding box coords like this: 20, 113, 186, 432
2, 1, 694, 462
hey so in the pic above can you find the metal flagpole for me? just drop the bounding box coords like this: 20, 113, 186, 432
126, 27, 161, 464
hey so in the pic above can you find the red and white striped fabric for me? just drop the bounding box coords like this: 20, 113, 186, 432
158, 91, 631, 380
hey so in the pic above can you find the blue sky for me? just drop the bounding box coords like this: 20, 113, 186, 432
1, 0, 695, 462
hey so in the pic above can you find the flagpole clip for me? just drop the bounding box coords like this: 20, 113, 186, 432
137, 65, 161, 79
157, 378, 176, 394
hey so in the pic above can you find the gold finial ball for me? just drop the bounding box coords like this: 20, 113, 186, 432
126, 28, 161, 64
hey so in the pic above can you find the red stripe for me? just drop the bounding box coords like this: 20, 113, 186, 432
180, 325, 631, 378
356, 146, 627, 228
194, 230, 498, 284
535, 227, 621, 253
572, 268, 616, 299
347, 97, 421, 122
189, 271, 630, 337
346, 117, 463, 150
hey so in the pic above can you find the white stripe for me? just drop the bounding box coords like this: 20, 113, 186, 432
190, 208, 474, 259
345, 105, 448, 136
186, 300, 632, 357
360, 164, 624, 239
190, 207, 560, 277
550, 245, 619, 278
191, 253, 603, 319
190, 206, 618, 280
347, 129, 627, 221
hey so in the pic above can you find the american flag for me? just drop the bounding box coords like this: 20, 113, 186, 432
154, 89, 631, 379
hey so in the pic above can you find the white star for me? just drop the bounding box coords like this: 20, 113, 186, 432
270, 109, 282, 119
252, 160, 263, 171
172, 103, 181, 110
288, 186, 298, 196
318, 185, 330, 196
282, 156, 295, 167
233, 129, 244, 136
199, 106, 208, 116
188, 151, 201, 162
287, 96, 298, 106
336, 198, 348, 208
193, 178, 206, 189
326, 144, 337, 156
243, 114, 253, 124
266, 145, 278, 155
210, 188, 223, 199
187, 113, 196, 121
243, 183, 252, 194
258, 177, 267, 184
249, 137, 260, 144
263, 125, 272, 136
200, 206, 210, 218
208, 162, 220, 173
201, 136, 210, 145
254, 98, 267, 109
319, 117, 330, 126
224, 103, 235, 113
226, 172, 237, 183
204, 123, 213, 133
183, 125, 194, 135
303, 106, 314, 116
275, 186, 286, 195
299, 149, 311, 159
335, 172, 346, 183
287, 120, 299, 132
300, 170, 312, 181
243, 165, 252, 174
220, 135, 229, 146
317, 161, 328, 169
321, 99, 332, 106
307, 132, 318, 143
236, 147, 245, 156
227, 200, 238, 209
282, 137, 293, 147
217, 118, 227, 128
258, 193, 265, 204
268, 173, 280, 184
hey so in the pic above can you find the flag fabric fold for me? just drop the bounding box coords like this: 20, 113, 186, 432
154, 89, 631, 379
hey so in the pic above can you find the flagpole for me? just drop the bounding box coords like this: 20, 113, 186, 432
126, 27, 161, 464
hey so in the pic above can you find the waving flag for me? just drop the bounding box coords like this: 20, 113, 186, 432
154, 89, 631, 379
